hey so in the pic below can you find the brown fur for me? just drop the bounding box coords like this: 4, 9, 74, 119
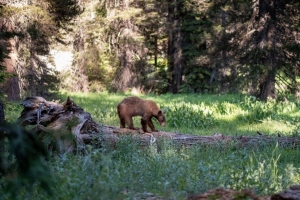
117, 96, 166, 133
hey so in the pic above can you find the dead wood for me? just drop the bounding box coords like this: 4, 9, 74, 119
271, 185, 300, 200
17, 96, 300, 154
109, 127, 300, 149
187, 185, 300, 200
17, 96, 102, 154
187, 188, 270, 200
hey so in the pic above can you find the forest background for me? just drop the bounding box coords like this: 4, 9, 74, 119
1, 0, 300, 101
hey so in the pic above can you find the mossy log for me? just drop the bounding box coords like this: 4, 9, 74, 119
17, 96, 300, 154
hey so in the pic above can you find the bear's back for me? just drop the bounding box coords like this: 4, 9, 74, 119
117, 96, 159, 117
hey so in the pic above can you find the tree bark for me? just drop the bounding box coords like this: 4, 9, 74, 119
167, 0, 175, 93
188, 184, 300, 200
220, 9, 228, 93
271, 185, 300, 200
174, 29, 183, 93
259, 69, 277, 101
255, 0, 278, 101
0, 17, 21, 101
17, 96, 102, 154
0, 100, 5, 174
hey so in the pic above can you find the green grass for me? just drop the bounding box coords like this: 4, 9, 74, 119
2, 139, 300, 199
57, 92, 300, 136
2, 92, 300, 199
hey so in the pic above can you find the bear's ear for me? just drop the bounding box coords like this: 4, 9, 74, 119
158, 110, 166, 115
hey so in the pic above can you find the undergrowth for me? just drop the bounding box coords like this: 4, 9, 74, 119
58, 92, 300, 136
1, 138, 299, 199
1, 93, 300, 199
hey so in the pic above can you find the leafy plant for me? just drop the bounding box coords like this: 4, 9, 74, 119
0, 122, 53, 199
166, 102, 216, 130
2, 93, 300, 199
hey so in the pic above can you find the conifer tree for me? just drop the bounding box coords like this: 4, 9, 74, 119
0, 0, 83, 99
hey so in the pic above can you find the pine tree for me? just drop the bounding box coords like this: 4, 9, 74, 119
0, 0, 83, 99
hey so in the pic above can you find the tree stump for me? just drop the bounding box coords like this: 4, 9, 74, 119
17, 96, 102, 154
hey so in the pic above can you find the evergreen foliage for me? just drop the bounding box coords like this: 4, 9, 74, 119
1, 0, 300, 100
0, 0, 83, 99
0, 6, 18, 97
0, 122, 52, 199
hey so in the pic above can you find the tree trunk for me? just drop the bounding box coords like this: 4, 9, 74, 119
256, 0, 277, 101
110, 16, 147, 93
174, 19, 183, 93
112, 44, 135, 92
220, 9, 228, 93
0, 100, 5, 174
0, 17, 21, 101
167, 0, 175, 93
154, 36, 158, 67
167, 0, 183, 94
259, 69, 277, 101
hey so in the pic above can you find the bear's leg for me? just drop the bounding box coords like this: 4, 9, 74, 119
126, 117, 138, 130
118, 109, 126, 128
119, 117, 126, 128
148, 118, 158, 132
141, 118, 149, 133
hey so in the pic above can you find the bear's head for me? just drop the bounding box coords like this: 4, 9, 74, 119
156, 110, 166, 127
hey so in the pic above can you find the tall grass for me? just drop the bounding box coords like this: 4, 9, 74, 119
2, 92, 300, 199
1, 138, 299, 199
58, 92, 300, 136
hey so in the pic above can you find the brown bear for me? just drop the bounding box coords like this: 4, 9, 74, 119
117, 96, 166, 133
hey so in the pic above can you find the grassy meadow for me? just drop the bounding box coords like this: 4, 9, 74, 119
59, 92, 300, 136
1, 92, 300, 199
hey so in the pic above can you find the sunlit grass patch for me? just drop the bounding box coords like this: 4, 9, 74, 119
165, 101, 216, 130
4, 92, 300, 137
53, 92, 300, 136
237, 120, 296, 136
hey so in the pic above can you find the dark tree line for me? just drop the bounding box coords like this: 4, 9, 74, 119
162, 0, 300, 101
0, 0, 83, 100
79, 0, 299, 101
1, 0, 299, 101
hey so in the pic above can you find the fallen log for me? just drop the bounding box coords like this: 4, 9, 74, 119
109, 126, 300, 148
187, 187, 269, 200
17, 96, 300, 154
187, 184, 300, 200
271, 185, 300, 200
